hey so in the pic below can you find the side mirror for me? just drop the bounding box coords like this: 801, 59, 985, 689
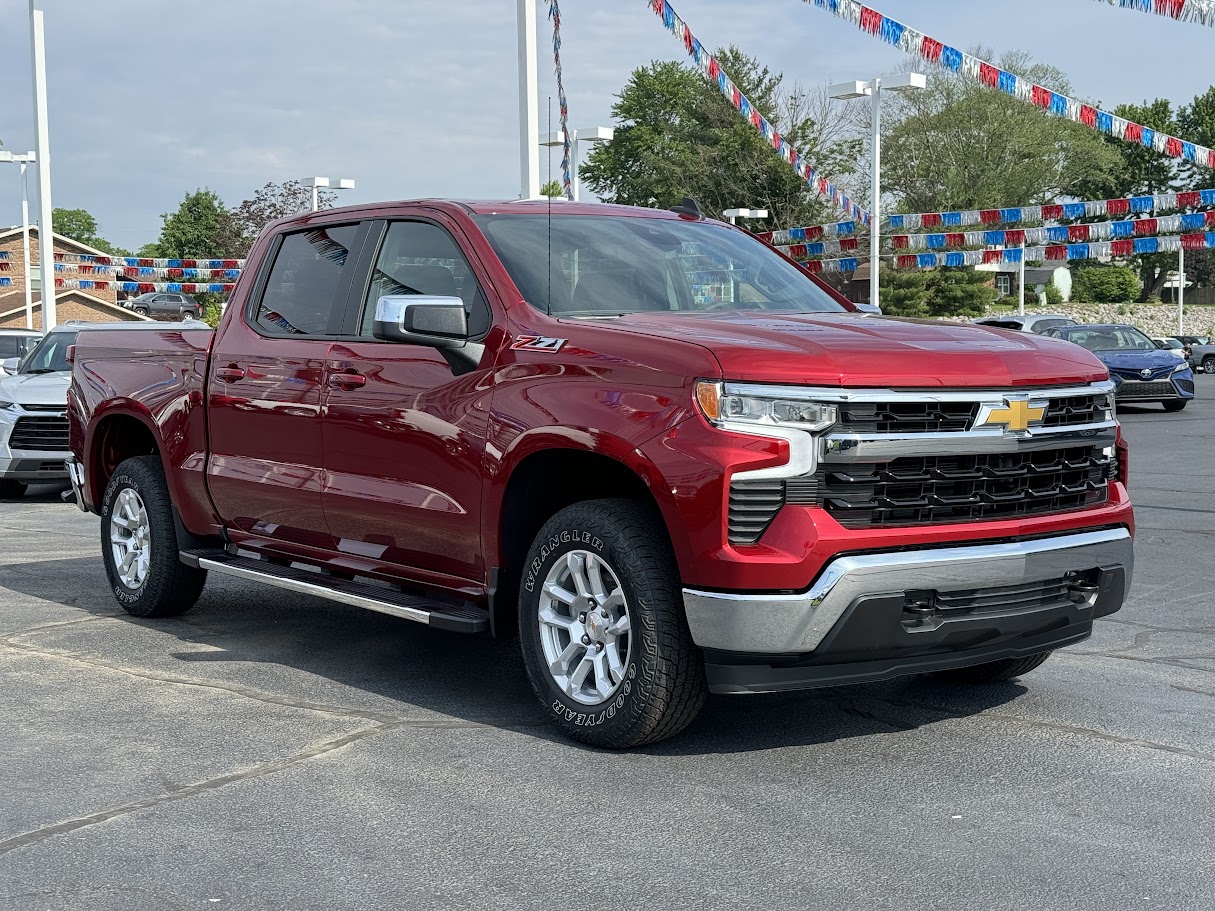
853, 301, 883, 316
373, 295, 469, 349
1, 358, 18, 375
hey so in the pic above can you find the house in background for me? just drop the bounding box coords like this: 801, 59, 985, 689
976, 262, 1072, 303
0, 225, 148, 330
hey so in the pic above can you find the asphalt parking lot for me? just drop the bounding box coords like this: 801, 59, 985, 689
2, 380, 1213, 911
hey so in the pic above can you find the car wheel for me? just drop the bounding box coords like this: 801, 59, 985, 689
0, 479, 26, 499
182, 310, 199, 320
1203, 355, 1215, 374
930, 650, 1052, 683
518, 498, 707, 748
133, 307, 149, 316
1163, 399, 1188, 412
101, 455, 207, 618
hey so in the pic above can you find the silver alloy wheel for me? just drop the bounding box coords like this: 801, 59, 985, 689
538, 550, 633, 706
110, 487, 152, 589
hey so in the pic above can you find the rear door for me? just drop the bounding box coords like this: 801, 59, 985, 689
206, 222, 369, 552
320, 217, 495, 585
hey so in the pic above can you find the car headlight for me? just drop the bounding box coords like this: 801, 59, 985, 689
695, 381, 839, 432
1172, 362, 1192, 374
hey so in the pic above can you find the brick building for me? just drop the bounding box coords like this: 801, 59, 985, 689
0, 225, 147, 330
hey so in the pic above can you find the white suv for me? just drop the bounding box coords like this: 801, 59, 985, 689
0, 325, 79, 498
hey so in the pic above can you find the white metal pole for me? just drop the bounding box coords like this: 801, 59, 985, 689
29, 1, 55, 330
1178, 244, 1185, 336
311, 184, 319, 212
517, 0, 540, 199
869, 78, 881, 310
20, 160, 34, 331
1018, 242, 1026, 316
570, 135, 580, 202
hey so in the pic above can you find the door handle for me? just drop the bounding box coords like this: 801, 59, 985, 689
215, 365, 246, 382
328, 371, 367, 390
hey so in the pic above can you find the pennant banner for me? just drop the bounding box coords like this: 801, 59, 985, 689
649, 0, 869, 222
801, 0, 1215, 169
0, 252, 9, 260
1092, 0, 1215, 27
54, 263, 241, 281
883, 212, 1215, 251
887, 233, 1212, 269
53, 253, 245, 269
798, 256, 860, 274
53, 279, 236, 294
547, 0, 574, 199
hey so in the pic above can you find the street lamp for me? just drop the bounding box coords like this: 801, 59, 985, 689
829, 72, 926, 309
723, 208, 768, 226
300, 176, 357, 212
540, 127, 615, 200
0, 150, 36, 330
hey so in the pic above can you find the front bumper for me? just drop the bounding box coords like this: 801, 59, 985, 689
1113, 372, 1195, 402
0, 413, 70, 482
683, 527, 1133, 693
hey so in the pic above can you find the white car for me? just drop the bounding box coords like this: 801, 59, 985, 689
0, 324, 79, 498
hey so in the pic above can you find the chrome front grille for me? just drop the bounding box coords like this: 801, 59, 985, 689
838, 401, 976, 434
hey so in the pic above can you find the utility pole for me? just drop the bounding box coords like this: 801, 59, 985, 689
1018, 242, 1026, 316
517, 0, 540, 199
29, 1, 55, 330
1178, 245, 1186, 335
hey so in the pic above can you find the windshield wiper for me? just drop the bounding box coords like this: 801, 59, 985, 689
24, 368, 56, 374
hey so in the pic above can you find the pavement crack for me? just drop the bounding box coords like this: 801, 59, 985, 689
0, 723, 397, 857
1059, 648, 1215, 675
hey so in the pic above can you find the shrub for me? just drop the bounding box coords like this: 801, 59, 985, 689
1043, 281, 1064, 307
878, 267, 995, 318
1072, 266, 1141, 304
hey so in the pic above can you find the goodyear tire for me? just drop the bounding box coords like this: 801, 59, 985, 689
930, 650, 1052, 683
100, 455, 206, 618
518, 499, 707, 748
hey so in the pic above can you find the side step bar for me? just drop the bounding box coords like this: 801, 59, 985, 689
181, 549, 489, 634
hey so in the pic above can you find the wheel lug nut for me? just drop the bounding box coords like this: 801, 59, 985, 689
581, 635, 591, 645
578, 613, 587, 622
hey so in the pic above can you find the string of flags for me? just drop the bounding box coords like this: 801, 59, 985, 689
800, 0, 1215, 169
53, 253, 245, 269
885, 213, 1215, 251
648, 0, 870, 222
763, 187, 1215, 244
1091, 0, 1215, 27
53, 263, 241, 281
49, 279, 236, 294
547, 0, 574, 199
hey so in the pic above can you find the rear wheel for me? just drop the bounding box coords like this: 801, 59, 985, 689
930, 650, 1052, 683
0, 479, 26, 499
133, 306, 149, 317
518, 499, 707, 748
1203, 355, 1215, 374
1163, 399, 1188, 412
101, 455, 206, 618
183, 310, 200, 320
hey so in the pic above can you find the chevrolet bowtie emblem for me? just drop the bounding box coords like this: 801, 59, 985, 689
976, 399, 1047, 433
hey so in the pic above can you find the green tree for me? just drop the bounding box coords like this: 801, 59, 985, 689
1071, 265, 1141, 303
881, 50, 1122, 213
540, 180, 566, 198
146, 188, 240, 259
878, 267, 994, 318
582, 48, 863, 229
878, 269, 931, 316
1043, 280, 1064, 307
223, 181, 335, 256
51, 207, 131, 256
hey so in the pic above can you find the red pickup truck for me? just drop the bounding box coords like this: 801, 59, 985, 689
67, 199, 1134, 747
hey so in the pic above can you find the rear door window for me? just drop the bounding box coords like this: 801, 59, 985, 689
252, 225, 363, 337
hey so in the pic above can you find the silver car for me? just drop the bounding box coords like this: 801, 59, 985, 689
973, 314, 1079, 335
0, 325, 78, 498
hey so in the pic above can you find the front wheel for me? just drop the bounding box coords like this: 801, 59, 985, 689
1163, 399, 1188, 412
101, 455, 207, 618
518, 499, 707, 748
133, 307, 149, 317
1203, 355, 1215, 374
930, 650, 1052, 683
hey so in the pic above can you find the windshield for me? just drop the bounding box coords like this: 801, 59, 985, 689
1057, 327, 1158, 353
474, 214, 848, 317
19, 330, 78, 374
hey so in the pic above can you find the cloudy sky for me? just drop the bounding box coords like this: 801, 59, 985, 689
1, 0, 1212, 251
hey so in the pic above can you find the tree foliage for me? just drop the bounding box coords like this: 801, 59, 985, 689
144, 189, 240, 259
582, 48, 863, 230
52, 207, 130, 256
1071, 266, 1141, 304
882, 51, 1123, 213
224, 181, 335, 255
879, 267, 995, 318
540, 180, 565, 198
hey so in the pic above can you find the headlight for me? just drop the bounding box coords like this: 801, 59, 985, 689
695, 381, 838, 432
1172, 362, 1192, 374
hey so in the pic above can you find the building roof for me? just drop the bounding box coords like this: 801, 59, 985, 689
0, 225, 112, 258
0, 290, 152, 323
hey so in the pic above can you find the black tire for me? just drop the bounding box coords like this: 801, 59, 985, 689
1163, 399, 1188, 412
930, 650, 1052, 684
100, 455, 206, 618
183, 310, 199, 320
518, 499, 707, 748
133, 307, 149, 316
0, 479, 26, 499
1203, 356, 1215, 374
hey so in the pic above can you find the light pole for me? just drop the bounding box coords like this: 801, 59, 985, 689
29, 0, 55, 329
723, 208, 769, 226
829, 72, 926, 309
540, 127, 615, 201
518, 0, 540, 199
300, 177, 356, 212
0, 150, 36, 330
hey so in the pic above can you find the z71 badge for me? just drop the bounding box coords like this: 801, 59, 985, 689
511, 335, 567, 352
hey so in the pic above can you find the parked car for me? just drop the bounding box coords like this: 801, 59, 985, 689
0, 323, 80, 497
0, 329, 42, 375
973, 313, 1079, 334
1044, 324, 1195, 411
1176, 336, 1215, 374
122, 291, 202, 320
1151, 336, 1195, 369
68, 198, 1134, 748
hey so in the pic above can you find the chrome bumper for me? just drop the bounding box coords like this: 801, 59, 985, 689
683, 528, 1134, 655
66, 457, 88, 512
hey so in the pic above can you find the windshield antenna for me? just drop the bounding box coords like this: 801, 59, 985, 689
547, 96, 554, 316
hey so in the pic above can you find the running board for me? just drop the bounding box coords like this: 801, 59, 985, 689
181, 550, 489, 634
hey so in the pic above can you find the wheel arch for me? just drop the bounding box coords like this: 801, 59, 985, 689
86, 403, 164, 508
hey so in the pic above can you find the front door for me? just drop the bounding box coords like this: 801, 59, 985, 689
206, 223, 366, 552
321, 219, 494, 586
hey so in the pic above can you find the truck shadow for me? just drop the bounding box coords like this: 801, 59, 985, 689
4, 556, 1025, 755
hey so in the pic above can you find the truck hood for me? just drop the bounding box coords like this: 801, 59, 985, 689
0, 370, 70, 407
582, 312, 1109, 387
